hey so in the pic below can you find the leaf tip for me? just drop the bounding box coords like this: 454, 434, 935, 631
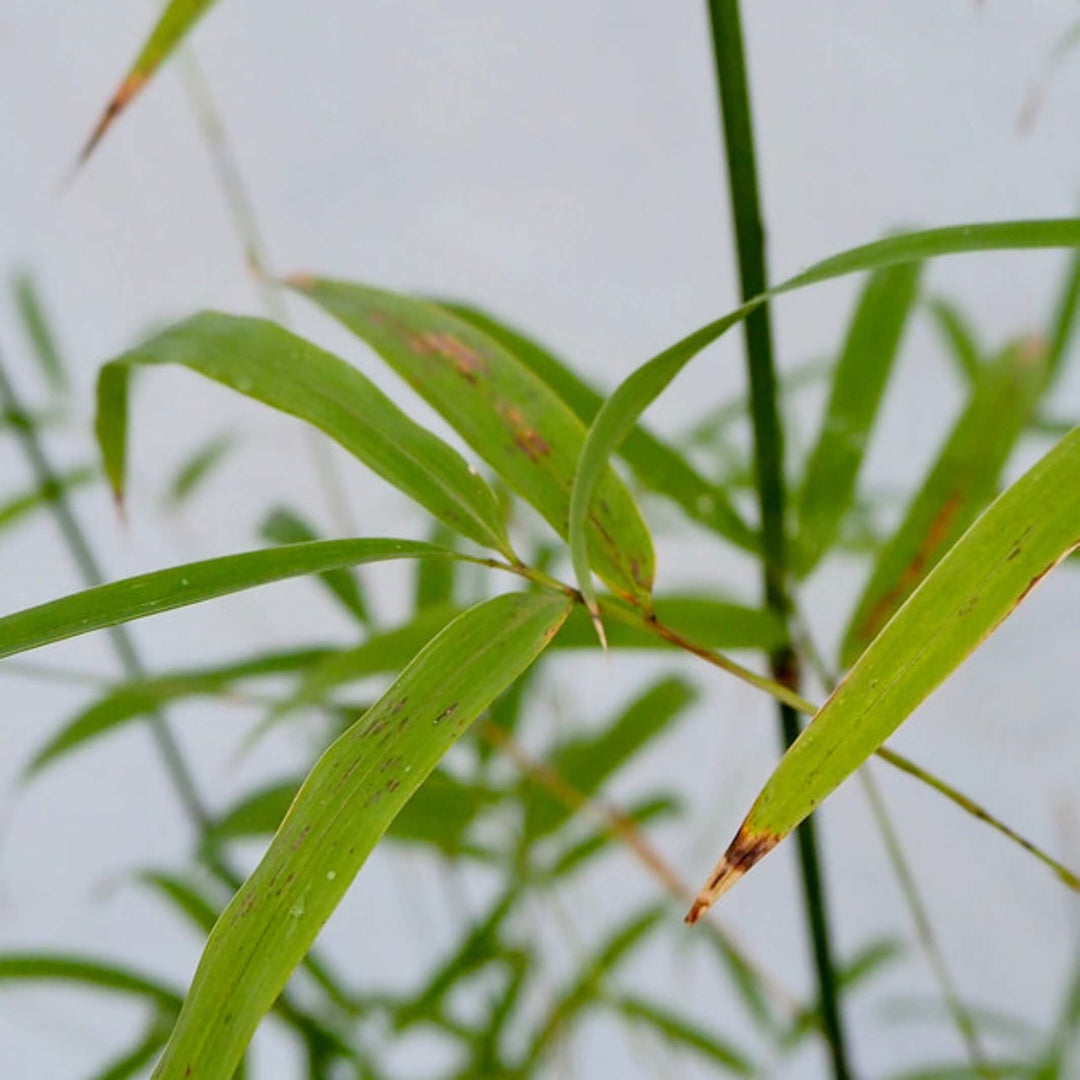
76, 72, 150, 171
685, 826, 780, 924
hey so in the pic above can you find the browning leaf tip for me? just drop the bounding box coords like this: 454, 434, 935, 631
685, 826, 781, 924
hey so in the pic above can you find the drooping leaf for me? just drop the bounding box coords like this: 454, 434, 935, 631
79, 0, 222, 164
841, 340, 1047, 667
614, 995, 756, 1074
688, 424, 1080, 919
164, 431, 237, 508
261, 506, 368, 623
288, 278, 655, 604
440, 300, 756, 549
524, 676, 696, 838
0, 466, 97, 536
795, 262, 922, 575
150, 590, 571, 1080
0, 954, 182, 1010
0, 539, 457, 662
25, 647, 329, 776
97, 314, 514, 557
12, 272, 67, 393
568, 218, 1080, 614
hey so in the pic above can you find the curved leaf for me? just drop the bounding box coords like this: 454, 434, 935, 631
289, 278, 655, 604
80, 0, 221, 164
151, 590, 571, 1079
0, 539, 456, 661
688, 424, 1080, 920
0, 954, 182, 1010
568, 218, 1080, 613
164, 432, 237, 508
97, 313, 513, 557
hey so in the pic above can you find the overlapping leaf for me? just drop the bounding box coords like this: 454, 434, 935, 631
150, 590, 571, 1079
97, 313, 514, 556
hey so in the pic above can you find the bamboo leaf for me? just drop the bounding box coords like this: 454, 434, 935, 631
97, 314, 514, 557
0, 954, 182, 1010
289, 278, 655, 604
0, 539, 457, 662
0, 466, 97, 535
260, 506, 368, 623
841, 340, 1047, 667
89, 1017, 174, 1080
441, 300, 756, 549
927, 298, 983, 386
687, 424, 1080, 919
568, 218, 1080, 614
413, 522, 458, 611
150, 591, 571, 1079
795, 262, 922, 575
79, 0, 221, 164
12, 272, 67, 393
164, 432, 237, 508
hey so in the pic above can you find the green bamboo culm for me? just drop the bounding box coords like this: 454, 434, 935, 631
703, 2, 854, 1076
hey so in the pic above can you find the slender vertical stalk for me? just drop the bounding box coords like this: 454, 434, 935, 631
704, 2, 852, 1075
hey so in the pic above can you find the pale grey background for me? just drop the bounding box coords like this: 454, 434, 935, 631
2, 1, 1080, 1076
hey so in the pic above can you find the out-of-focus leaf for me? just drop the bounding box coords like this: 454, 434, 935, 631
885, 1066, 1027, 1080
25, 647, 328, 777
97, 314, 513, 557
568, 218, 1080, 615
614, 995, 756, 1074
164, 431, 237, 508
414, 522, 458, 611
0, 539, 457, 663
201, 780, 299, 853
1047, 252, 1080, 386
795, 262, 922, 575
0, 466, 97, 535
150, 591, 571, 1080
89, 1014, 175, 1080
79, 0, 222, 164
927, 298, 983, 386
841, 340, 1047, 666
0, 955, 182, 1009
524, 676, 696, 837
12, 272, 67, 393
387, 768, 502, 854
524, 906, 664, 1068
261, 506, 368, 624
137, 870, 220, 935
688, 424, 1080, 919
289, 278, 655, 604
702, 921, 779, 1038
440, 300, 756, 550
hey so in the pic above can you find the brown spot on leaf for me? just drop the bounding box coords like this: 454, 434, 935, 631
685, 826, 781, 925
434, 703, 458, 725
409, 331, 487, 382
78, 71, 150, 166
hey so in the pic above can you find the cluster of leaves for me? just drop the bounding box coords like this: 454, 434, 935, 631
3, 2, 1080, 1078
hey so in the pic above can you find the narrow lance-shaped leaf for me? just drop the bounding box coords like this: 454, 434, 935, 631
260, 506, 368, 624
0, 466, 97, 535
79, 0, 221, 164
288, 278, 655, 606
12, 272, 67, 393
0, 538, 457, 661
927, 298, 983, 387
687, 423, 1080, 922
795, 261, 922, 576
0, 955, 182, 1010
151, 590, 571, 1079
97, 313, 514, 557
568, 218, 1080, 615
440, 300, 756, 550
164, 431, 237, 508
841, 339, 1047, 667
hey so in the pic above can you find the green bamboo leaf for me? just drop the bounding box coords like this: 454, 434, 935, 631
0, 466, 97, 535
568, 218, 1080, 615
524, 676, 696, 838
927, 298, 983, 386
164, 431, 237, 508
137, 871, 220, 935
79, 0, 221, 164
151, 590, 571, 1079
413, 522, 458, 611
24, 647, 331, 779
0, 954, 182, 1009
261, 506, 368, 623
795, 262, 923, 575
841, 340, 1047, 667
1047, 251, 1080, 386
288, 278, 655, 605
440, 300, 756, 549
0, 539, 457, 662
687, 424, 1080, 920
201, 780, 299, 853
614, 995, 755, 1074
12, 272, 67, 393
97, 313, 513, 557
89, 1017, 174, 1080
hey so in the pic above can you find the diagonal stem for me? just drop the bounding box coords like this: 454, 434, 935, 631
705, 1, 852, 1075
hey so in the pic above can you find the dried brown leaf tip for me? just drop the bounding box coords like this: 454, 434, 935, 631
78, 72, 151, 167
685, 826, 780, 925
